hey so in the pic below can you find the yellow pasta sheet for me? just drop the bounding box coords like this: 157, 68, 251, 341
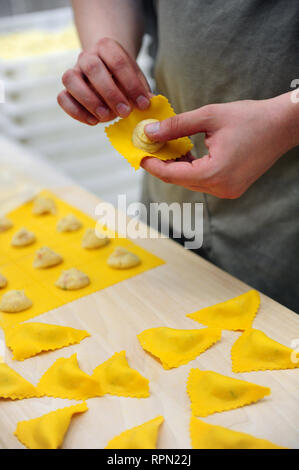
0, 190, 164, 328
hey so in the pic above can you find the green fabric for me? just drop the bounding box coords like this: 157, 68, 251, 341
141, 0, 299, 312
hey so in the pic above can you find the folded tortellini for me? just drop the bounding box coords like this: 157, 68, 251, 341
55, 268, 90, 290
11, 227, 36, 247
33, 246, 63, 269
0, 290, 32, 313
82, 228, 110, 249
105, 416, 164, 449
0, 273, 7, 288
57, 214, 82, 232
32, 196, 56, 215
132, 119, 165, 153
107, 247, 141, 269
0, 216, 13, 232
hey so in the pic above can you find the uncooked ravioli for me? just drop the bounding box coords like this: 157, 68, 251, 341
107, 247, 141, 269
0, 273, 7, 289
11, 227, 36, 247
32, 196, 56, 215
0, 290, 32, 313
33, 246, 63, 269
55, 268, 90, 290
57, 213, 82, 232
0, 216, 13, 232
82, 228, 109, 249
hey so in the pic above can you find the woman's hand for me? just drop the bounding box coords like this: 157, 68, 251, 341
57, 37, 151, 125
141, 94, 298, 199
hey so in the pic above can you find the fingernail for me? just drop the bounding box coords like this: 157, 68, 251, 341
87, 116, 98, 125
136, 95, 150, 110
145, 121, 160, 136
116, 103, 131, 117
96, 106, 110, 120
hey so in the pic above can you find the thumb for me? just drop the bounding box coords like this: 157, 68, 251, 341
145, 106, 212, 142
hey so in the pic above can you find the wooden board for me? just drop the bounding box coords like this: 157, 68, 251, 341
0, 184, 298, 449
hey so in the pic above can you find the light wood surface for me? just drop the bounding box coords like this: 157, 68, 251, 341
0, 184, 298, 449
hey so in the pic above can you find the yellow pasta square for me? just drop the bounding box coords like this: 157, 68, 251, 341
187, 369, 270, 417
105, 95, 193, 170
0, 190, 164, 328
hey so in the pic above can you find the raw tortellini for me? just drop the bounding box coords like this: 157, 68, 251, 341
33, 247, 63, 269
0, 290, 32, 313
55, 268, 90, 290
0, 216, 13, 232
132, 119, 165, 153
82, 228, 110, 249
107, 247, 141, 269
0, 273, 7, 289
32, 196, 56, 215
57, 214, 82, 232
11, 228, 36, 247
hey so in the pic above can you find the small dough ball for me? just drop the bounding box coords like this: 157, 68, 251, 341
11, 227, 36, 247
32, 196, 56, 215
0, 216, 13, 232
132, 119, 165, 153
107, 246, 141, 269
0, 273, 7, 289
82, 228, 110, 249
57, 214, 82, 232
33, 246, 63, 269
55, 268, 90, 290
0, 290, 32, 313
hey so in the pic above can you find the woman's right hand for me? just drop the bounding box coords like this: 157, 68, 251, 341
57, 37, 151, 125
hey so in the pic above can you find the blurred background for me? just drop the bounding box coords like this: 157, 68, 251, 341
0, 0, 153, 212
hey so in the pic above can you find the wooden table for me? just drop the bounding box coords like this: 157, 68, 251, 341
0, 184, 298, 449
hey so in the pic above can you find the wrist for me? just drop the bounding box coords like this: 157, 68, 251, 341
266, 92, 299, 152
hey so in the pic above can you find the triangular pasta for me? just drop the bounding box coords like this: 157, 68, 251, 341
137, 327, 221, 369
187, 290, 260, 331
0, 362, 42, 399
37, 353, 103, 399
231, 328, 299, 372
105, 416, 164, 449
187, 369, 270, 417
15, 402, 88, 449
92, 351, 149, 398
190, 416, 285, 449
4, 322, 90, 361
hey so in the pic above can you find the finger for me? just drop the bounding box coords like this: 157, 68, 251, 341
144, 107, 214, 142
141, 154, 211, 187
98, 39, 151, 110
78, 52, 131, 118
62, 68, 113, 122
57, 90, 99, 125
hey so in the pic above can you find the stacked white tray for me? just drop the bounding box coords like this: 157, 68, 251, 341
0, 7, 152, 206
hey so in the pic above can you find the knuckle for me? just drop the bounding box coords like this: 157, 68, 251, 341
105, 89, 121, 105
164, 115, 181, 137
97, 37, 114, 50
110, 54, 127, 72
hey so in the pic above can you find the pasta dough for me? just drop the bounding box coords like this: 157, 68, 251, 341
132, 119, 165, 153
0, 273, 7, 288
82, 227, 110, 249
107, 247, 141, 269
187, 369, 270, 417
32, 196, 56, 215
105, 416, 164, 449
14, 402, 88, 449
57, 213, 82, 232
55, 268, 90, 290
33, 246, 63, 269
0, 290, 32, 313
0, 216, 13, 232
11, 227, 36, 247
0, 362, 42, 399
190, 416, 285, 449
